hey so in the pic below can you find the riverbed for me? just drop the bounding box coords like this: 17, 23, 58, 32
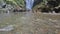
0, 12, 60, 34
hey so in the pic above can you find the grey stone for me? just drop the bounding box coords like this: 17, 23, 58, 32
0, 25, 14, 31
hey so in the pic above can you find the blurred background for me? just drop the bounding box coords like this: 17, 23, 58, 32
0, 0, 60, 34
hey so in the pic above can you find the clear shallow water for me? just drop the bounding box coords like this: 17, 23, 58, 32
0, 12, 60, 34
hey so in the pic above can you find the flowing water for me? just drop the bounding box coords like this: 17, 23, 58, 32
25, 0, 34, 10
0, 12, 60, 34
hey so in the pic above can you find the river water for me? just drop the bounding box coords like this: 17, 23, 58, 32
0, 12, 60, 34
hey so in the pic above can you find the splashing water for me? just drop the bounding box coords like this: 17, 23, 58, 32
25, 0, 34, 10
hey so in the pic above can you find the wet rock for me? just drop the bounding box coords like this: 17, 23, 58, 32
13, 9, 26, 12
47, 0, 59, 7
0, 0, 6, 8
2, 4, 6, 8
0, 25, 14, 31
53, 7, 60, 13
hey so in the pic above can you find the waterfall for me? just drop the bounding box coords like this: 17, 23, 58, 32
25, 0, 34, 11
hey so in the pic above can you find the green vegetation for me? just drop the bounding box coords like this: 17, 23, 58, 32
4, 0, 25, 8
0, 0, 60, 10
0, 0, 47, 9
